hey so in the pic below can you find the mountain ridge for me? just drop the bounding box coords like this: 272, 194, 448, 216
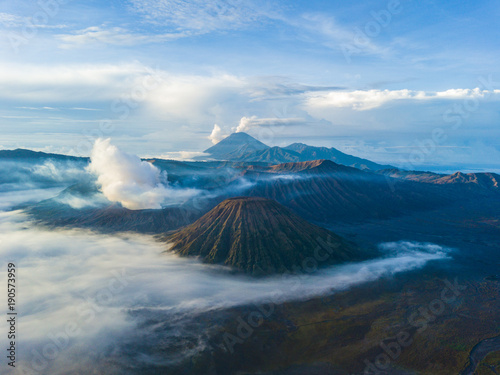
203, 132, 393, 170
0, 148, 86, 162
378, 169, 500, 192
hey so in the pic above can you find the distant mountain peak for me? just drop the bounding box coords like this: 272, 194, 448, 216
204, 132, 269, 159
207, 132, 268, 148
202, 132, 392, 171
226, 132, 259, 140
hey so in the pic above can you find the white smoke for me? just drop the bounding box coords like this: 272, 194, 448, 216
88, 138, 199, 210
235, 115, 257, 133
208, 124, 227, 144
235, 115, 304, 133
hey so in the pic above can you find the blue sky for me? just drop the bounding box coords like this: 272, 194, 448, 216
1, 0, 499, 171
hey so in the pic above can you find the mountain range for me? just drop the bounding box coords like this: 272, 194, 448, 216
20, 157, 499, 235
230, 159, 459, 223
202, 132, 393, 170
0, 148, 86, 162
378, 168, 500, 192
4, 134, 499, 254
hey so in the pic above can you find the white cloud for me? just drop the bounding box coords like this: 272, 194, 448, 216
2, 61, 500, 168
434, 88, 491, 99
128, 0, 279, 32
289, 13, 390, 60
234, 115, 305, 133
9, 62, 497, 121
153, 151, 210, 160
144, 73, 247, 122
56, 26, 192, 48
0, 12, 67, 29
88, 138, 199, 209
0, 12, 26, 27
0, 62, 162, 102
0, 188, 63, 211
306, 88, 500, 111
208, 124, 227, 144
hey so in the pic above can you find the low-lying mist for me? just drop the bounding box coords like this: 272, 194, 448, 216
0, 207, 453, 374
0, 158, 91, 211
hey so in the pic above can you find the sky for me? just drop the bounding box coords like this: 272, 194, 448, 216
0, 0, 499, 171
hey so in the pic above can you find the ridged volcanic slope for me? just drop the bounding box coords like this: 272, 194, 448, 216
166, 197, 365, 275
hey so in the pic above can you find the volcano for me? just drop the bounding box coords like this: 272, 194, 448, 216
202, 132, 392, 170
204, 132, 269, 160
165, 197, 366, 275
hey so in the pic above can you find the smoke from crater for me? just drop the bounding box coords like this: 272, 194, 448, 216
88, 138, 199, 209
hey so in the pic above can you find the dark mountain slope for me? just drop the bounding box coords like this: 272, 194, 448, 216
284, 143, 393, 170
378, 169, 500, 193
26, 181, 201, 234
0, 148, 86, 162
231, 146, 302, 163
235, 160, 454, 224
166, 197, 366, 275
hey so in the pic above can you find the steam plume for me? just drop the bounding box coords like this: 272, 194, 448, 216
88, 138, 198, 210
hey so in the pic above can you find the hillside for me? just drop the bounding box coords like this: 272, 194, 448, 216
237, 160, 453, 223
165, 197, 366, 275
0, 148, 86, 162
284, 143, 393, 170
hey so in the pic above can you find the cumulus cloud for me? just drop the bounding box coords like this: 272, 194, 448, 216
145, 73, 246, 123
88, 138, 199, 210
208, 124, 227, 144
